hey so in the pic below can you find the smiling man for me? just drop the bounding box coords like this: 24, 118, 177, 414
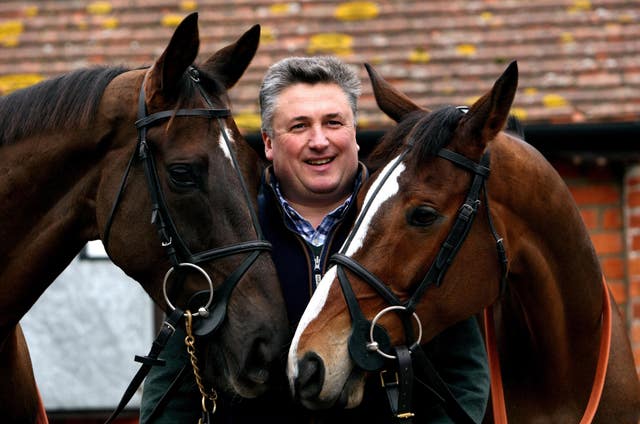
261, 65, 360, 229
257, 57, 365, 326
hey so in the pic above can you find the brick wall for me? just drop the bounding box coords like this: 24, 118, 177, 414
554, 158, 639, 374
625, 164, 640, 374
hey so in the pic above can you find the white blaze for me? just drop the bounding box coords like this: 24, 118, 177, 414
287, 154, 406, 386
218, 128, 235, 165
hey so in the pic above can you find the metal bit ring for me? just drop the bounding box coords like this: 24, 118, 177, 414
163, 262, 214, 317
368, 305, 423, 360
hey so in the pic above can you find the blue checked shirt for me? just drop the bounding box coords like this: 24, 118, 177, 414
271, 172, 361, 247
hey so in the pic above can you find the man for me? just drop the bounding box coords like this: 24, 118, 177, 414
140, 56, 489, 423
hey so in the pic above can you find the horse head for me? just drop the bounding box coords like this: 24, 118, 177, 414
95, 14, 288, 398
287, 62, 519, 410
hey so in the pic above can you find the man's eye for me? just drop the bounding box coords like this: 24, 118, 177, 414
290, 123, 306, 132
327, 120, 343, 127
168, 164, 201, 189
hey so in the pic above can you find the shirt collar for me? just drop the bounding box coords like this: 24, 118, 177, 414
269, 166, 363, 246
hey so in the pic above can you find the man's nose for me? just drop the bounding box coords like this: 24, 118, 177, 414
307, 125, 330, 149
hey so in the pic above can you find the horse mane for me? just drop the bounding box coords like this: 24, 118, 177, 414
365, 106, 464, 172
365, 108, 526, 172
505, 114, 525, 139
0, 66, 129, 145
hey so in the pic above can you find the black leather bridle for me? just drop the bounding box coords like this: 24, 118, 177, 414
103, 67, 271, 423
103, 66, 271, 329
328, 113, 508, 422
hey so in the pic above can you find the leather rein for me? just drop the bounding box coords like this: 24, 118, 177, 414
102, 67, 271, 423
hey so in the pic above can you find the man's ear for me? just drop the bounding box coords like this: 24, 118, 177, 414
262, 131, 274, 161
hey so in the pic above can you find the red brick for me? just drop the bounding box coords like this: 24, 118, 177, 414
579, 208, 599, 230
630, 280, 640, 297
633, 235, 640, 252
608, 281, 627, 304
602, 207, 622, 230
634, 347, 640, 374
570, 186, 620, 205
601, 257, 625, 280
628, 192, 640, 208
591, 232, 623, 255
633, 321, 640, 344
630, 214, 640, 229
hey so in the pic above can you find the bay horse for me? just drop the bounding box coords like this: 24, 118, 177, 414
0, 13, 288, 423
287, 61, 640, 422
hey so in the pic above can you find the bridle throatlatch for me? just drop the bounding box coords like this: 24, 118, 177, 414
104, 67, 272, 424
330, 133, 508, 422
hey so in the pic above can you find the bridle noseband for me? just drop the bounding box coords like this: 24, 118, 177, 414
103, 66, 271, 331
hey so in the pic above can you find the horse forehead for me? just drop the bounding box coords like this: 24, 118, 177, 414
163, 118, 237, 168
344, 155, 406, 256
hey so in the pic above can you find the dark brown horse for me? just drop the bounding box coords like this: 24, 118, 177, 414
287, 62, 640, 422
0, 13, 288, 423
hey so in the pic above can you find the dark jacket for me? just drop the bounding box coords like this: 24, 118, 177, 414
257, 164, 365, 327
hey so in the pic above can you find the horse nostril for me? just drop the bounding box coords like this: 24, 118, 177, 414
296, 352, 324, 401
244, 338, 272, 385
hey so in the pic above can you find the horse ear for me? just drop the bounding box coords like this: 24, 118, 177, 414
365, 63, 425, 123
147, 12, 200, 103
459, 61, 518, 149
200, 24, 261, 90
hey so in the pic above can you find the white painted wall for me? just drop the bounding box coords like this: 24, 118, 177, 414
20, 242, 155, 411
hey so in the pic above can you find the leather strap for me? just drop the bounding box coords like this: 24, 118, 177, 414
104, 308, 184, 424
483, 307, 507, 424
483, 275, 612, 424
382, 345, 415, 422
580, 275, 612, 423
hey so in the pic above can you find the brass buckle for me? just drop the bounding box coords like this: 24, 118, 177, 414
397, 412, 416, 419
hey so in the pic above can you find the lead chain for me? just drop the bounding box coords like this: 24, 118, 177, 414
184, 310, 218, 423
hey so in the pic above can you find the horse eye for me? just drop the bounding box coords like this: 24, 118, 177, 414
407, 206, 439, 227
168, 164, 201, 189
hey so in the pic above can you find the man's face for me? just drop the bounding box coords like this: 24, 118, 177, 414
263, 82, 359, 207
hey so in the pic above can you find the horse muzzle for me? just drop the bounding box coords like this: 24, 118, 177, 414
291, 349, 366, 410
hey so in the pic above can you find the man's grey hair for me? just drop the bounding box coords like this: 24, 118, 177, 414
259, 56, 361, 138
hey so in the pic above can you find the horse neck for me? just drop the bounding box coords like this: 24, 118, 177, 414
492, 138, 604, 386
0, 133, 102, 337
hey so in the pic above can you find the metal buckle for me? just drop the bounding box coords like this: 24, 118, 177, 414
397, 412, 416, 419
379, 370, 399, 387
